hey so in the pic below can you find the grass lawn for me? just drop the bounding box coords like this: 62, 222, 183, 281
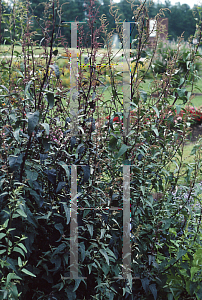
190, 95, 202, 107
167, 140, 202, 185
0, 45, 74, 56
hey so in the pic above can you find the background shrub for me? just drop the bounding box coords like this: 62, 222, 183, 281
1, 0, 202, 299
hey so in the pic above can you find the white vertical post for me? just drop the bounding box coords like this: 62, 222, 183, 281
122, 165, 131, 279
70, 165, 79, 278
70, 22, 79, 136
122, 22, 131, 137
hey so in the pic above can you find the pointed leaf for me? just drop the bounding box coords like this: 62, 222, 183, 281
176, 249, 187, 260
176, 105, 181, 115
0, 233, 6, 240
41, 123, 49, 135
58, 161, 70, 178
152, 125, 159, 136
87, 224, 93, 237
18, 257, 22, 267
0, 85, 9, 93
6, 273, 22, 286
70, 136, 77, 151
21, 268, 36, 277
72, 279, 81, 292
81, 165, 90, 183
62, 202, 70, 225
116, 144, 129, 159
25, 170, 38, 181
56, 182, 66, 193
18, 243, 27, 253
39, 153, 48, 164
141, 278, 150, 293
13, 129, 20, 142
27, 111, 39, 136
153, 106, 159, 118
50, 64, 60, 79
16, 209, 27, 218
149, 284, 157, 300
99, 249, 109, 265
109, 137, 117, 150
13, 247, 25, 258
46, 92, 54, 109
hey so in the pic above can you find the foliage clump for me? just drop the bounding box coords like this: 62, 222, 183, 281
1, 0, 202, 299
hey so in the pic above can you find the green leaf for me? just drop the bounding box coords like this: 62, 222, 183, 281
187, 91, 191, 100
88, 264, 92, 274
0, 233, 6, 240
13, 129, 20, 142
196, 287, 202, 298
176, 88, 186, 98
10, 284, 18, 299
153, 106, 159, 118
176, 249, 187, 260
56, 182, 66, 193
3, 219, 9, 228
116, 144, 129, 159
168, 293, 173, 300
21, 268, 36, 277
140, 185, 145, 195
141, 278, 150, 293
52, 243, 66, 256
58, 161, 70, 178
102, 263, 110, 275
41, 123, 49, 135
140, 90, 147, 102
149, 284, 157, 300
16, 69, 24, 78
0, 249, 6, 254
191, 266, 199, 280
13, 247, 25, 257
61, 202, 70, 225
24, 80, 33, 98
6, 273, 22, 286
80, 242, 85, 263
0, 178, 5, 190
18, 243, 27, 253
82, 209, 90, 218
100, 229, 106, 239
109, 136, 117, 150
81, 165, 90, 183
27, 111, 39, 136
0, 84, 9, 93
42, 138, 50, 151
99, 249, 109, 265
16, 209, 27, 218
179, 77, 185, 85
18, 257, 22, 267
46, 92, 54, 109
151, 125, 159, 136
87, 224, 93, 237
25, 170, 38, 181
176, 105, 181, 115
72, 279, 81, 292
8, 155, 23, 172
49, 64, 60, 79
106, 248, 116, 260
53, 49, 58, 56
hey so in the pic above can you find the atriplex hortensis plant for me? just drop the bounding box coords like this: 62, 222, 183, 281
1, 0, 202, 299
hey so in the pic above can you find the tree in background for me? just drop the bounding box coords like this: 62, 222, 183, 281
0, 0, 199, 44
